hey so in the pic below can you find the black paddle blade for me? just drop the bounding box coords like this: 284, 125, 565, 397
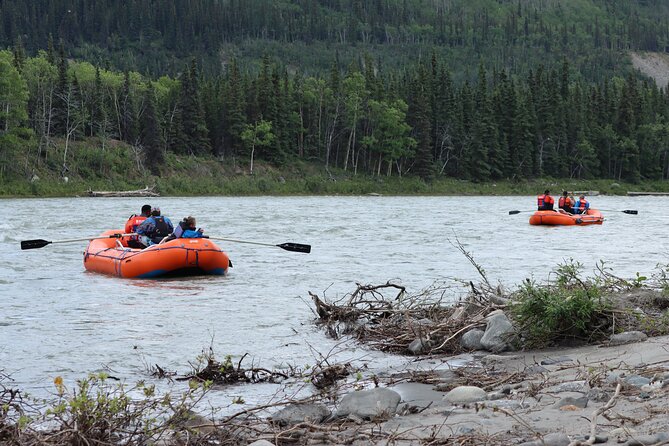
21, 239, 52, 250
622, 210, 638, 215
508, 210, 521, 215
277, 242, 311, 253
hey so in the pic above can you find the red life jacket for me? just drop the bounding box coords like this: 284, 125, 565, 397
124, 215, 147, 234
537, 194, 554, 209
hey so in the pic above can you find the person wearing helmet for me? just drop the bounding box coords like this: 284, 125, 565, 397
135, 207, 174, 247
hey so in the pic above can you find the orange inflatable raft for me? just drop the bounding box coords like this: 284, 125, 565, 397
529, 209, 604, 226
83, 230, 230, 278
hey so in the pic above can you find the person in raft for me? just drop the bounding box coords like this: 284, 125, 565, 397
537, 189, 555, 211
160, 216, 204, 244
135, 207, 174, 247
558, 191, 574, 214
572, 195, 590, 214
124, 204, 152, 248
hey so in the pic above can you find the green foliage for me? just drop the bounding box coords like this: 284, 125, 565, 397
510, 260, 612, 348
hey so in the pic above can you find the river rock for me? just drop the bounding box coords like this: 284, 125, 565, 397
460, 329, 484, 350
408, 337, 431, 355
336, 387, 401, 420
557, 395, 588, 408
248, 441, 275, 446
443, 385, 487, 404
270, 403, 330, 426
624, 375, 651, 387
624, 432, 669, 445
480, 311, 515, 352
519, 433, 571, 446
609, 331, 648, 345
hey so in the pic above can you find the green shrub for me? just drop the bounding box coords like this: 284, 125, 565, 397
509, 260, 612, 348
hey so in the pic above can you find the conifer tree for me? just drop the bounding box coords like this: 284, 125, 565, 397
52, 41, 69, 136
178, 59, 211, 155
120, 71, 138, 144
408, 64, 433, 181
223, 58, 247, 158
141, 82, 163, 174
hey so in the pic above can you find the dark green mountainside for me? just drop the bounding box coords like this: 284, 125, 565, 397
2, 0, 669, 196
3, 0, 669, 79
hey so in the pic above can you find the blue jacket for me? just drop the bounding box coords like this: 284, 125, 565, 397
573, 199, 590, 214
181, 229, 204, 238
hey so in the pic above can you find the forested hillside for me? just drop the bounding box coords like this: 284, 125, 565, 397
1, 0, 669, 193
2, 0, 669, 79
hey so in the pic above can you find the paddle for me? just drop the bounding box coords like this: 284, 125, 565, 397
208, 237, 311, 253
598, 209, 638, 215
21, 233, 136, 250
510, 209, 637, 215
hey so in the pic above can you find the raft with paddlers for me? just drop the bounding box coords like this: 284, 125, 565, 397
21, 229, 310, 279
83, 230, 231, 278
528, 209, 604, 226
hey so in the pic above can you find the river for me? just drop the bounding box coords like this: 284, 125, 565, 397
0, 195, 667, 410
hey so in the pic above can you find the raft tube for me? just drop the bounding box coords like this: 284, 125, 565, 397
83, 230, 230, 278
529, 209, 604, 226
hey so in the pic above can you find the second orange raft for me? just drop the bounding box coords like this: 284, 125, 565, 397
529, 209, 604, 226
83, 230, 230, 278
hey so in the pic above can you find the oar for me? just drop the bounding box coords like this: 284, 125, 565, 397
597, 209, 638, 215
509, 210, 534, 215
21, 233, 136, 250
208, 237, 311, 253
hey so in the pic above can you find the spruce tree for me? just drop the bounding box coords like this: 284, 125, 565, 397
120, 71, 138, 144
141, 82, 163, 174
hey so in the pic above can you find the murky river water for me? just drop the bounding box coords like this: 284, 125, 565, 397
1, 195, 667, 409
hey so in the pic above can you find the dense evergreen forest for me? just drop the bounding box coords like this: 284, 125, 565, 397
2, 0, 669, 79
2, 0, 669, 190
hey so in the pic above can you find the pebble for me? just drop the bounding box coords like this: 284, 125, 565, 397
519, 432, 570, 446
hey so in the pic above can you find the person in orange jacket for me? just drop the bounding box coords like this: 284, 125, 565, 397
573, 195, 590, 214
124, 204, 151, 248
558, 191, 574, 213
537, 189, 555, 211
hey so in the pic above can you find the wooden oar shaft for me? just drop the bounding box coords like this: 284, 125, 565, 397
50, 233, 137, 244
208, 237, 277, 247
21, 233, 137, 250
208, 237, 311, 253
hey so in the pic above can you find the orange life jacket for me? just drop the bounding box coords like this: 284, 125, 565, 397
537, 194, 554, 209
575, 200, 588, 213
558, 196, 573, 208
124, 215, 147, 235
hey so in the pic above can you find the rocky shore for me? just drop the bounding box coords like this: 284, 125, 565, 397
4, 264, 669, 445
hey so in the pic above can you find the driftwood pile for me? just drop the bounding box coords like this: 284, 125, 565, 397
310, 277, 507, 356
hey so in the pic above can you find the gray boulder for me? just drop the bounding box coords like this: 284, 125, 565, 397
609, 331, 647, 345
443, 385, 487, 404
336, 387, 401, 420
270, 403, 330, 426
480, 311, 515, 352
460, 329, 484, 350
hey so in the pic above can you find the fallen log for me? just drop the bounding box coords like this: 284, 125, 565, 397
87, 185, 160, 197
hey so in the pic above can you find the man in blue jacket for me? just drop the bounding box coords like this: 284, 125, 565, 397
573, 195, 590, 214
136, 207, 174, 246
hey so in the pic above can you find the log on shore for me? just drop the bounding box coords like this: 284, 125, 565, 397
87, 186, 160, 197
627, 191, 669, 196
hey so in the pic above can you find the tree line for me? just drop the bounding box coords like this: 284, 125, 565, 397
1, 43, 669, 184
2, 0, 669, 78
